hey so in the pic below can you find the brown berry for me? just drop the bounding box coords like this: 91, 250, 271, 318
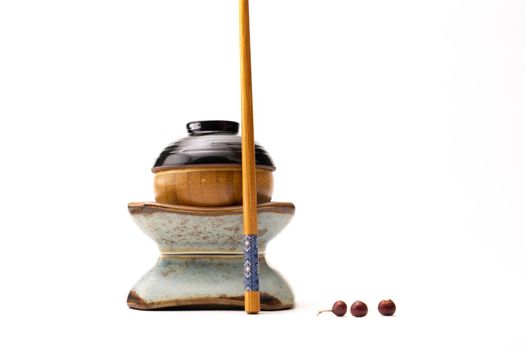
350, 300, 368, 317
378, 299, 396, 316
317, 300, 347, 317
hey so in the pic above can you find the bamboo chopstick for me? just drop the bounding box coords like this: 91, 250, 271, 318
239, 0, 260, 314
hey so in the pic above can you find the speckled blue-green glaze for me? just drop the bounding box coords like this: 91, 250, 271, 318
127, 202, 295, 310
129, 202, 294, 255
129, 256, 293, 310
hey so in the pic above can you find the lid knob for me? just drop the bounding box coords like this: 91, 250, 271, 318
186, 120, 239, 135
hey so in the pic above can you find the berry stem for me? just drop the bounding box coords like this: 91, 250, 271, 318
316, 309, 331, 316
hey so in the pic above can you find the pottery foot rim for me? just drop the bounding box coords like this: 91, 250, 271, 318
127, 290, 294, 311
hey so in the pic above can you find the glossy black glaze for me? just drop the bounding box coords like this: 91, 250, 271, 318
186, 120, 239, 135
152, 120, 276, 172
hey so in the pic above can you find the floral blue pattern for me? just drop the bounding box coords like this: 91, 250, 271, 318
243, 235, 259, 291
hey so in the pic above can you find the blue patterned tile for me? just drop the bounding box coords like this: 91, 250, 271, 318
244, 235, 259, 291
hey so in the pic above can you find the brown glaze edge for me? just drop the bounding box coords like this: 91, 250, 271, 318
128, 201, 295, 217
127, 290, 293, 311
151, 164, 276, 173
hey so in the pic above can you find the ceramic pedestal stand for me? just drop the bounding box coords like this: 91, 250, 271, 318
127, 201, 295, 310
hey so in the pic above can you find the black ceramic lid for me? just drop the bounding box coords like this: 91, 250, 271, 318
152, 120, 276, 172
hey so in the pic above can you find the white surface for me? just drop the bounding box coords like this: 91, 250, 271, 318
1, 0, 524, 349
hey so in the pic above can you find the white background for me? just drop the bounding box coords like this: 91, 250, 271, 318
1, 0, 524, 349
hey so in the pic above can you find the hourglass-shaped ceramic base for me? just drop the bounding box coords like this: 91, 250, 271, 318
127, 201, 295, 310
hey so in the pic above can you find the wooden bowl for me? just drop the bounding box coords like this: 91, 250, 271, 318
154, 165, 273, 207
152, 120, 276, 207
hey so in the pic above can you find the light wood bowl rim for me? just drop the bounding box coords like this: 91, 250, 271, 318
152, 164, 276, 173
